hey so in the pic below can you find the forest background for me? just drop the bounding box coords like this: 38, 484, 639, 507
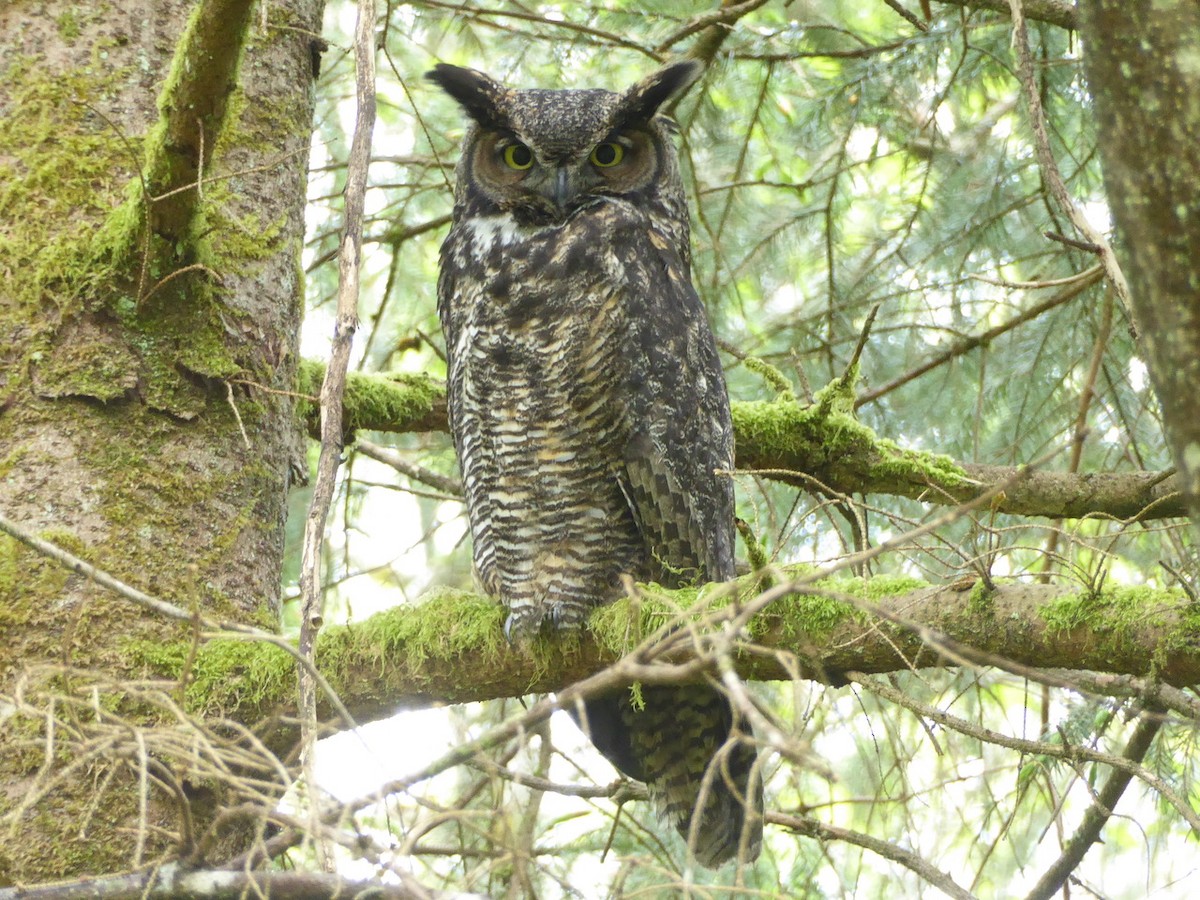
2, 1, 1199, 898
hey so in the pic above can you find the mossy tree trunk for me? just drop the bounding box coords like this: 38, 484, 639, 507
1078, 1, 1200, 530
0, 0, 322, 883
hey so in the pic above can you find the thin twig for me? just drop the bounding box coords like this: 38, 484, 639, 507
356, 438, 463, 496
1007, 0, 1134, 330
854, 673, 1199, 833
856, 267, 1102, 408
769, 811, 977, 899
224, 381, 251, 450
295, 0, 377, 866
882, 0, 929, 32
1023, 710, 1164, 900
656, 0, 772, 53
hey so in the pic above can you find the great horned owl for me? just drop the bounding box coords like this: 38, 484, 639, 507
427, 61, 762, 867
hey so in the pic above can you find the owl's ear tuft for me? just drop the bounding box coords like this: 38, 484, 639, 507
426, 64, 509, 130
616, 60, 703, 125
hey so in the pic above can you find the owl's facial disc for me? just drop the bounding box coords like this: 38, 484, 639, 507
472, 129, 659, 218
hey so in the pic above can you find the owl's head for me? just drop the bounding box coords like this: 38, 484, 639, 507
426, 61, 701, 224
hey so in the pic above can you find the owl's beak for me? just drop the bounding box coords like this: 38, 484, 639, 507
553, 167, 572, 209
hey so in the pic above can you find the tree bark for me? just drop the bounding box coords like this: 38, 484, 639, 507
0, 0, 321, 882
1078, 1, 1200, 528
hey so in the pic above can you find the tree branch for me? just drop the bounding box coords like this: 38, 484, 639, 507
140, 0, 257, 245
1023, 709, 1164, 900
0, 866, 443, 900
934, 0, 1077, 30
294, 360, 1185, 521
151, 574, 1200, 737
770, 811, 976, 900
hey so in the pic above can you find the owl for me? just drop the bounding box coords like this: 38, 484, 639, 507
427, 61, 762, 867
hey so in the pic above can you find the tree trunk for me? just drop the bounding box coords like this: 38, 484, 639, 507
1078, 1, 1200, 527
0, 0, 321, 882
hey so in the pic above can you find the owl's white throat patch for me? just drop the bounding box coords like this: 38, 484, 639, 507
466, 215, 541, 251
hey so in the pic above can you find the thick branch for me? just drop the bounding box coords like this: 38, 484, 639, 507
142, 0, 257, 243
163, 575, 1200, 737
934, 0, 1077, 30
295, 360, 1185, 521
0, 867, 437, 900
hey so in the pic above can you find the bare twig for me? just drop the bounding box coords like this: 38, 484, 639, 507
1007, 0, 1134, 329
856, 267, 1102, 408
295, 0, 377, 866
1043, 230, 1101, 254
1023, 710, 1164, 900
769, 810, 977, 899
356, 438, 463, 496
882, 0, 930, 32
657, 0, 772, 53
224, 380, 251, 450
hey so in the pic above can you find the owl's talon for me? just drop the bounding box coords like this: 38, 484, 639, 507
503, 609, 540, 646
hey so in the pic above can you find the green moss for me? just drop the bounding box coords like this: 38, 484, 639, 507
742, 356, 796, 401
0, 536, 69, 629
588, 582, 731, 657
865, 437, 967, 486
730, 389, 969, 489
737, 519, 771, 574
56, 10, 81, 41
812, 364, 859, 417
967, 579, 994, 615
773, 592, 859, 642
127, 635, 294, 715
0, 56, 137, 344
70, 406, 278, 623
1040, 585, 1185, 635
586, 570, 924, 654
0, 51, 250, 416
320, 588, 506, 683
128, 590, 508, 714
1038, 583, 1200, 673
28, 329, 139, 402
829, 572, 928, 600
298, 360, 444, 436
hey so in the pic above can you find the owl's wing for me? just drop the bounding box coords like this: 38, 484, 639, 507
587, 214, 760, 867
616, 224, 736, 586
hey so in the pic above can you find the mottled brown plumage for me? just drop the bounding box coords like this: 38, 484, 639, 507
427, 61, 762, 867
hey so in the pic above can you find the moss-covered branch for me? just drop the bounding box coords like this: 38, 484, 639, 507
296, 359, 1185, 520
99, 0, 257, 269
296, 361, 448, 437
133, 573, 1200, 737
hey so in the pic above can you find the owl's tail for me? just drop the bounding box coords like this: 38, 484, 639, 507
577, 685, 763, 868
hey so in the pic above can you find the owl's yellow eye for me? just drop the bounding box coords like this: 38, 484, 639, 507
590, 142, 625, 168
503, 143, 534, 170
